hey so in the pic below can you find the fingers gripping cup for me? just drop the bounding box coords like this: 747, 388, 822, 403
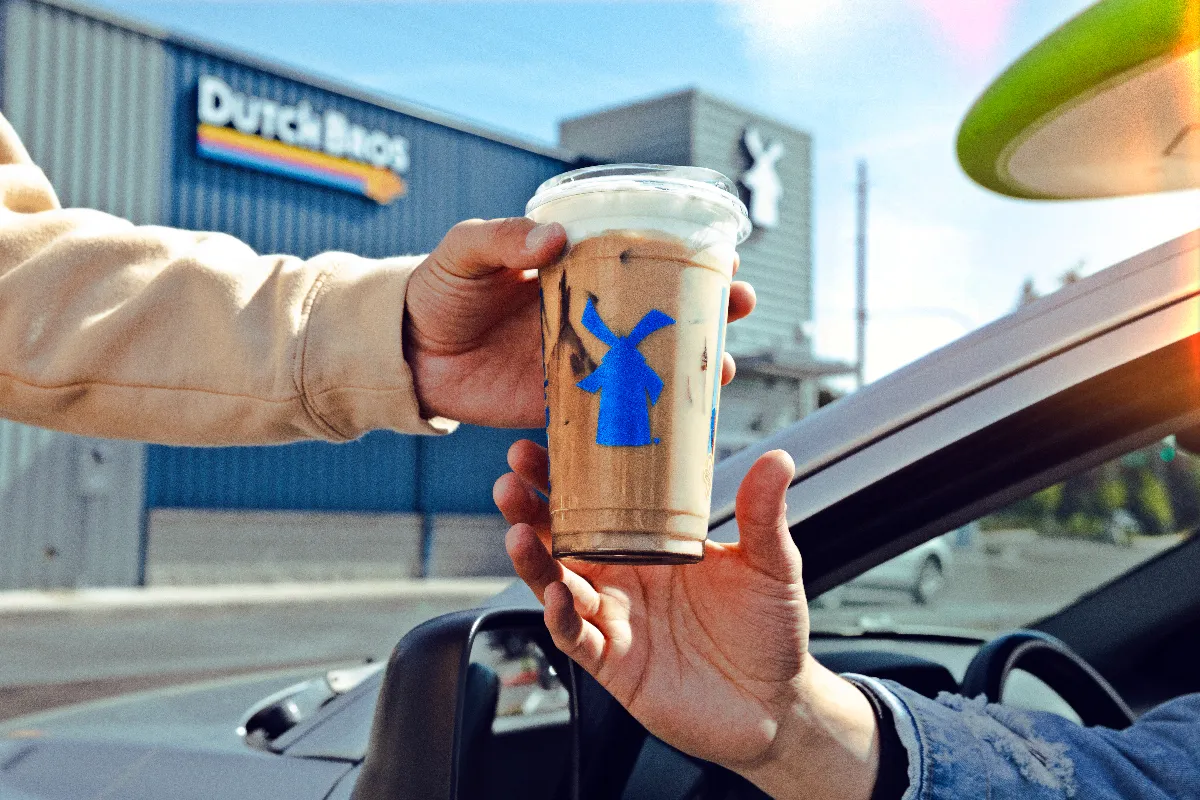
527, 165, 752, 564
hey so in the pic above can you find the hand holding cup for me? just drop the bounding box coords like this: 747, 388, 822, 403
494, 445, 882, 800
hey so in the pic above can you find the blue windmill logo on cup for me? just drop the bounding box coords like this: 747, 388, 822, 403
576, 297, 675, 447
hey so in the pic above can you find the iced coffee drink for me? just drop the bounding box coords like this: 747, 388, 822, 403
526, 165, 752, 564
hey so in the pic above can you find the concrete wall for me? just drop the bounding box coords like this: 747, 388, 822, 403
145, 509, 424, 584
144, 510, 515, 583
428, 514, 515, 578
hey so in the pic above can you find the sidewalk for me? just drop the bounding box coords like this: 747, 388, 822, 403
0, 580, 512, 690
0, 579, 511, 715
0, 578, 511, 617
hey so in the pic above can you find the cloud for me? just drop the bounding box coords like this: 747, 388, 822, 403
720, 0, 1010, 64
718, 0, 856, 56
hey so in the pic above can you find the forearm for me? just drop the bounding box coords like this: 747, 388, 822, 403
736, 658, 882, 800
0, 112, 453, 444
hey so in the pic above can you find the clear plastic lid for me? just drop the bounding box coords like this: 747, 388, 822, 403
526, 164, 752, 244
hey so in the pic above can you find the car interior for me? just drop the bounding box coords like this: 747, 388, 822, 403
299, 331, 1200, 799
14, 252, 1192, 800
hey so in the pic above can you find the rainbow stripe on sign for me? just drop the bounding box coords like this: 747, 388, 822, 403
195, 124, 407, 204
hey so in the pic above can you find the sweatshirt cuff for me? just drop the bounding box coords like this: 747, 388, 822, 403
298, 252, 459, 440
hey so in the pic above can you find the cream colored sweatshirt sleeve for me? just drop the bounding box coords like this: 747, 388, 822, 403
0, 112, 457, 445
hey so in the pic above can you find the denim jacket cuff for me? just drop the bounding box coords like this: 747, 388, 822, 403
843, 675, 997, 800
842, 674, 922, 800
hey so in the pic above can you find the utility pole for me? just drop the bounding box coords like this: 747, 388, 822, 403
855, 160, 868, 389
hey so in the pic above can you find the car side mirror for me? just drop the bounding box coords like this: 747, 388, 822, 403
351, 608, 576, 800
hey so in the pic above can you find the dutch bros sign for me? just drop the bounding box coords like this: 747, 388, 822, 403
196, 75, 409, 204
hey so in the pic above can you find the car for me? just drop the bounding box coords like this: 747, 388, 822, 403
2, 229, 1199, 798
856, 530, 953, 605
815, 530, 958, 608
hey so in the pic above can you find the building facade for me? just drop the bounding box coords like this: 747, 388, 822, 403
0, 0, 838, 589
0, 0, 571, 589
562, 91, 851, 457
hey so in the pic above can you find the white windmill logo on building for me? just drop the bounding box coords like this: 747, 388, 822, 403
741, 128, 784, 229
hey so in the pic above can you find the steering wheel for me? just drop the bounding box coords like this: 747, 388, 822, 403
960, 630, 1135, 730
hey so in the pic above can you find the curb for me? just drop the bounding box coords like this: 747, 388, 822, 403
0, 579, 512, 616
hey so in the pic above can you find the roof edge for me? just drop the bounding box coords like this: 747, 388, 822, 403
30, 0, 580, 163
560, 85, 814, 143
558, 87, 699, 127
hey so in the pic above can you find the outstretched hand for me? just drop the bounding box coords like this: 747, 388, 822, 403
403, 218, 756, 428
494, 442, 882, 800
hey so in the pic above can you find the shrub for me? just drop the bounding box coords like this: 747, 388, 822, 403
1098, 479, 1127, 512
1064, 512, 1104, 539
1135, 473, 1175, 535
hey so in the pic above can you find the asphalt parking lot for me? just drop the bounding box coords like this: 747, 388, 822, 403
811, 532, 1183, 633
0, 532, 1184, 721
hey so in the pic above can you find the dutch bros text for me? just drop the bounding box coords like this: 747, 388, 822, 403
196, 75, 409, 203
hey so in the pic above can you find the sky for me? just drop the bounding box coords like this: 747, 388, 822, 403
95, 0, 1200, 385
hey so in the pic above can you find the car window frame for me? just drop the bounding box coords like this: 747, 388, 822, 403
709, 232, 1200, 528
708, 293, 1200, 599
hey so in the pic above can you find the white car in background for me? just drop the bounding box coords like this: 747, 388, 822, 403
853, 530, 956, 604
819, 527, 968, 607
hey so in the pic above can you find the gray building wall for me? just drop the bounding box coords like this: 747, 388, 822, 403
0, 425, 146, 589
559, 90, 692, 167
2, 0, 166, 222
0, 425, 79, 588
560, 89, 814, 357
691, 93, 813, 356
0, 0, 155, 589
0, 0, 565, 587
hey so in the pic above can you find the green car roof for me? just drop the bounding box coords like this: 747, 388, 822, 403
957, 0, 1199, 199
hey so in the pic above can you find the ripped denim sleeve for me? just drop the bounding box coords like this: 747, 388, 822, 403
850, 675, 1200, 800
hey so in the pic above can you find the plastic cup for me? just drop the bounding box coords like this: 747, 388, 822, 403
526, 164, 752, 564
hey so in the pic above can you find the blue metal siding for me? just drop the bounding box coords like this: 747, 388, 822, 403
146, 427, 548, 513
147, 431, 417, 511
146, 46, 566, 512
420, 426, 547, 514
163, 47, 565, 258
